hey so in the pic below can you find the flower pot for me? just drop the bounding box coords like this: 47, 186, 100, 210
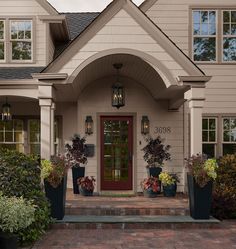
72, 167, 85, 194
44, 175, 67, 220
147, 167, 162, 194
0, 232, 18, 249
187, 174, 213, 219
143, 188, 158, 198
163, 183, 177, 197
78, 186, 93, 196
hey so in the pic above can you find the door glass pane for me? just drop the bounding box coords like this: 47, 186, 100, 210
103, 120, 129, 182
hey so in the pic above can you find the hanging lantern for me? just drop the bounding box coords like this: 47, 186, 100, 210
112, 63, 125, 109
85, 116, 93, 135
1, 97, 12, 121
141, 116, 149, 135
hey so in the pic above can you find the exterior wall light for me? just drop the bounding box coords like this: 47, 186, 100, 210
1, 97, 12, 121
85, 116, 93, 135
141, 116, 149, 135
112, 63, 125, 109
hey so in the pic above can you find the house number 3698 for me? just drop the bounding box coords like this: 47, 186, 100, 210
154, 127, 171, 134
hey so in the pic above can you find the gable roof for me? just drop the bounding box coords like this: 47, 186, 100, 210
44, 0, 204, 77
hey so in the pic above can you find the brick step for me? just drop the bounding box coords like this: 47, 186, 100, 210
65, 206, 189, 216
53, 215, 220, 229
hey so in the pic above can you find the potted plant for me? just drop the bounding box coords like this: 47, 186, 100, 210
41, 155, 68, 220
0, 193, 35, 249
185, 154, 218, 219
140, 177, 160, 198
77, 176, 96, 196
159, 172, 179, 197
65, 134, 88, 194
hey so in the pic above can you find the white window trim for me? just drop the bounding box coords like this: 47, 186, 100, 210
222, 10, 236, 63
191, 9, 218, 64
10, 19, 33, 63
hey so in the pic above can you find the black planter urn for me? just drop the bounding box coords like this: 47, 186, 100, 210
163, 183, 177, 197
79, 186, 94, 196
187, 174, 213, 219
72, 167, 85, 194
143, 188, 158, 198
0, 232, 18, 249
44, 176, 67, 220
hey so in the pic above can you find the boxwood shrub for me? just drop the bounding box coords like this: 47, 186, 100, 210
0, 149, 51, 245
211, 154, 236, 219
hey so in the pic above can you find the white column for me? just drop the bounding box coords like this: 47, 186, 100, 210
39, 98, 52, 159
51, 102, 56, 156
185, 87, 205, 155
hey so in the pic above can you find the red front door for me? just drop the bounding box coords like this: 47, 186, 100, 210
101, 116, 133, 190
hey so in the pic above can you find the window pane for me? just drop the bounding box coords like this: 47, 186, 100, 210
231, 24, 236, 35
224, 131, 230, 142
223, 144, 236, 155
223, 11, 230, 23
0, 42, 4, 60
0, 121, 4, 130
223, 24, 230, 35
230, 119, 236, 129
203, 144, 215, 158
5, 132, 13, 142
14, 132, 23, 143
209, 11, 216, 24
30, 132, 40, 143
231, 11, 236, 23
201, 23, 208, 35
5, 121, 13, 130
209, 131, 216, 142
202, 131, 208, 142
12, 41, 31, 60
193, 24, 200, 35
14, 120, 23, 130
223, 118, 230, 130
0, 144, 16, 151
209, 24, 216, 35
29, 120, 39, 132
11, 22, 18, 39
202, 119, 208, 130
30, 144, 40, 155
223, 38, 236, 61
209, 119, 216, 129
194, 37, 216, 61
0, 132, 3, 142
193, 11, 201, 24
201, 11, 208, 23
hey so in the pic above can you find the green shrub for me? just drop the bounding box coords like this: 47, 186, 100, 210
0, 149, 51, 245
0, 193, 35, 233
211, 154, 236, 219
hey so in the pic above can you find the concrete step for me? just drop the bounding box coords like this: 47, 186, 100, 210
53, 215, 220, 229
65, 206, 189, 216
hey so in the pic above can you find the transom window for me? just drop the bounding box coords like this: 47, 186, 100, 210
193, 10, 217, 62
223, 11, 236, 61
10, 20, 32, 61
202, 118, 217, 158
0, 20, 5, 61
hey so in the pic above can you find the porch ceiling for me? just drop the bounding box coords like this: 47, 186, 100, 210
54, 53, 187, 108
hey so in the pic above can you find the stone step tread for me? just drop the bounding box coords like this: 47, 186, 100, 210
57, 215, 220, 224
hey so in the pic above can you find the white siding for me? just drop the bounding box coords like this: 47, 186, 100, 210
48, 27, 55, 63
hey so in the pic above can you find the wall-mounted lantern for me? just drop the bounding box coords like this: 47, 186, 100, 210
1, 97, 12, 121
141, 116, 149, 135
85, 116, 93, 135
112, 63, 125, 109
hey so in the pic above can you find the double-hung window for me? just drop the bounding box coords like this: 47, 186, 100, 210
223, 117, 236, 155
10, 20, 32, 61
223, 10, 236, 61
202, 118, 217, 158
192, 10, 217, 62
0, 20, 5, 61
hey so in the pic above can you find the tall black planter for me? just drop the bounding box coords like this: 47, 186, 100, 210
72, 167, 85, 194
0, 232, 18, 249
44, 176, 67, 220
187, 174, 213, 219
147, 167, 162, 194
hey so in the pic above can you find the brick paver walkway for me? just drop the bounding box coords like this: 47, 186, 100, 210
31, 220, 236, 249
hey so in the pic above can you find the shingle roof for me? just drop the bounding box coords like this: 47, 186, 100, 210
54, 12, 100, 58
63, 12, 100, 40
0, 67, 45, 79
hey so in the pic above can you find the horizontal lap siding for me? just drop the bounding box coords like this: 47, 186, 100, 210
0, 0, 49, 67
59, 9, 187, 79
146, 0, 236, 115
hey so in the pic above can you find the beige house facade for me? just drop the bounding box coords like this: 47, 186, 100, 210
0, 0, 235, 193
